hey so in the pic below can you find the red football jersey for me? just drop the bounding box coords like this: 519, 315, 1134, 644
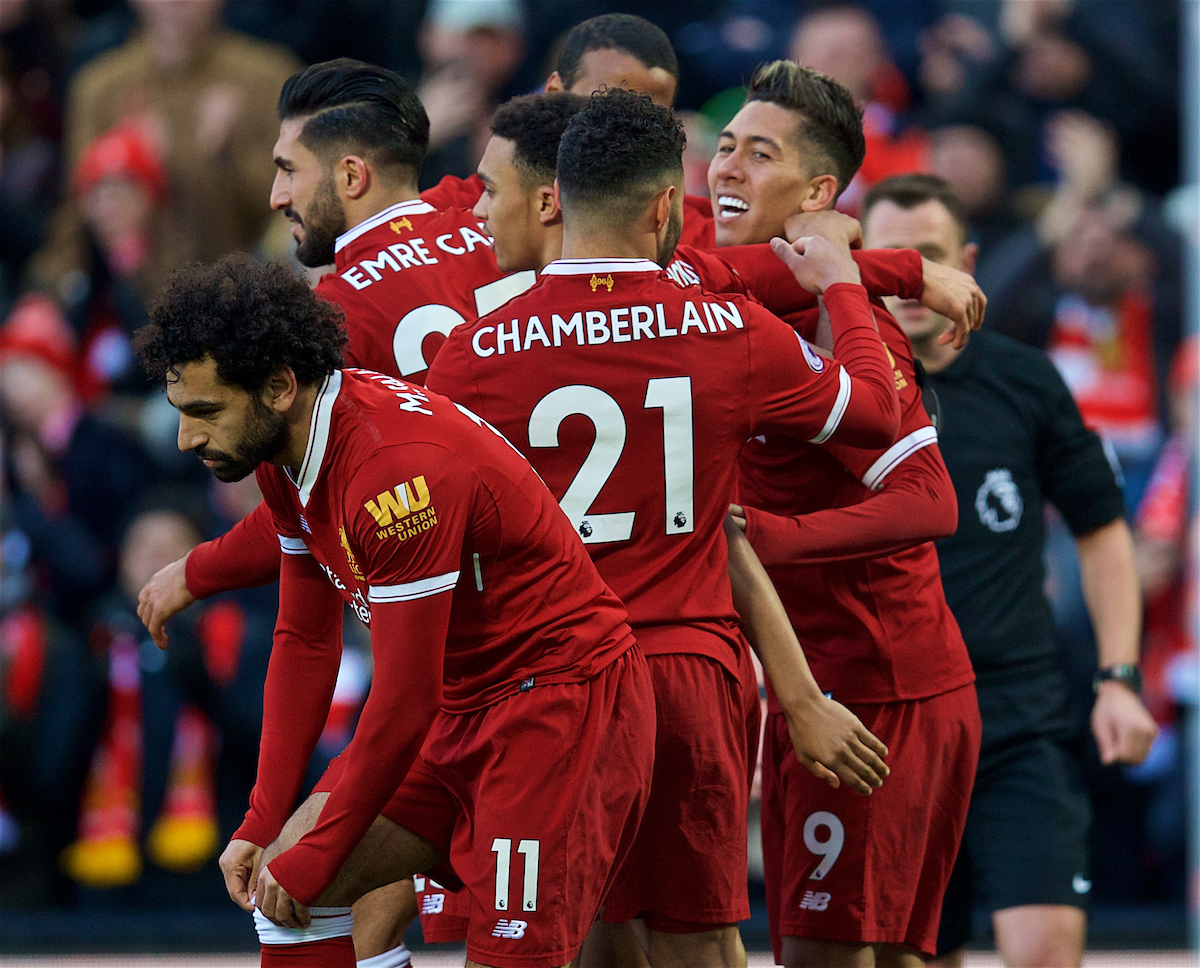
425, 258, 899, 674
739, 311, 975, 704
256, 368, 633, 711
317, 199, 534, 384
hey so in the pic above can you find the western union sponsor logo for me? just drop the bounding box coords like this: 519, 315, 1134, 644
376, 507, 438, 541
364, 475, 431, 527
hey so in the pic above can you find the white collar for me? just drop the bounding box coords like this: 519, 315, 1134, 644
286, 370, 342, 507
335, 200, 437, 254
540, 258, 662, 275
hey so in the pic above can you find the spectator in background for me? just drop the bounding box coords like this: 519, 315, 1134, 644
980, 110, 1182, 509
415, 0, 526, 189
0, 299, 154, 621
788, 3, 928, 214
926, 122, 1022, 286
916, 0, 1178, 194
23, 0, 299, 304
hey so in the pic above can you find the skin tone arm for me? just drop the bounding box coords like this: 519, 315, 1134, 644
1077, 518, 1158, 765
724, 516, 889, 794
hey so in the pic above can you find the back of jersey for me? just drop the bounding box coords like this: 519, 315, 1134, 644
427, 258, 845, 658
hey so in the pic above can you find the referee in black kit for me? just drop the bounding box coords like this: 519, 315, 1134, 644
859, 174, 1158, 968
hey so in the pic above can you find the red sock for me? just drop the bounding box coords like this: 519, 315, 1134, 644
260, 936, 356, 966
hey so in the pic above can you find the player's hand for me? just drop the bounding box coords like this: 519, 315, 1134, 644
219, 838, 263, 914
919, 257, 987, 348
255, 864, 311, 929
1091, 681, 1158, 766
728, 504, 747, 532
784, 694, 890, 795
782, 210, 862, 249
771, 235, 861, 294
137, 553, 195, 650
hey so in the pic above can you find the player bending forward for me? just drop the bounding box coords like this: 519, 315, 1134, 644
133, 254, 655, 968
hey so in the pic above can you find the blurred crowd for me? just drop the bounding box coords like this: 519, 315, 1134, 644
0, 0, 1194, 929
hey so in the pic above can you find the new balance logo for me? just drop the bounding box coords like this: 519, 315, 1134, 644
492, 919, 528, 939
421, 893, 445, 914
800, 891, 831, 911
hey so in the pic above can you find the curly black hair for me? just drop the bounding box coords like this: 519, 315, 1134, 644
278, 58, 430, 178
745, 60, 865, 199
556, 14, 678, 91
134, 254, 347, 392
491, 92, 588, 189
557, 87, 685, 217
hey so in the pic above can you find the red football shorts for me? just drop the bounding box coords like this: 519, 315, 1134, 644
761, 683, 980, 959
318, 647, 655, 968
603, 646, 761, 930
414, 872, 470, 943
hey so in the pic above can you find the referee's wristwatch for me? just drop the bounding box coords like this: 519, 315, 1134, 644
1093, 663, 1143, 694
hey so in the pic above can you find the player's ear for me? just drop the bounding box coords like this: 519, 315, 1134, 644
340, 155, 370, 200
800, 173, 840, 213
262, 366, 299, 414
652, 185, 675, 231
543, 71, 565, 93
962, 241, 979, 274
537, 183, 561, 225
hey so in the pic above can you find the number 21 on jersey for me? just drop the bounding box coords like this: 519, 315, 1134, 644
528, 377, 694, 544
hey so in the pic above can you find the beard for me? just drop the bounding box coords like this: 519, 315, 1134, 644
292, 176, 347, 268
656, 202, 684, 268
196, 396, 288, 482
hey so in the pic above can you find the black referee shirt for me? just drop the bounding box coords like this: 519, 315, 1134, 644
929, 329, 1126, 749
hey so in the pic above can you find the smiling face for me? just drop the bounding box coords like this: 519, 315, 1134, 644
167, 357, 288, 482
270, 117, 349, 267
473, 136, 547, 273
708, 100, 817, 247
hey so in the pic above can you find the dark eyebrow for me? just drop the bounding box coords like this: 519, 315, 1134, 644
174, 399, 223, 415
477, 169, 495, 187
274, 155, 291, 170
717, 131, 783, 153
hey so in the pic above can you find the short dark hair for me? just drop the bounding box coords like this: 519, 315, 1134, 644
556, 14, 678, 89
862, 174, 970, 244
278, 58, 430, 177
745, 60, 865, 197
491, 92, 588, 189
557, 88, 685, 219
135, 254, 347, 392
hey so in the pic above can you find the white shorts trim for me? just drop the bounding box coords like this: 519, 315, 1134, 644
369, 571, 460, 603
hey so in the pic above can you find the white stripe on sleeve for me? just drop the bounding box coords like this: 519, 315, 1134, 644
808, 367, 852, 445
369, 571, 460, 603
860, 426, 939, 490
278, 535, 311, 555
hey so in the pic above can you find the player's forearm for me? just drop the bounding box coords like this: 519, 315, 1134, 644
824, 284, 901, 447
234, 555, 343, 849
1077, 518, 1143, 667
186, 501, 282, 599
853, 248, 924, 301
268, 595, 450, 905
725, 518, 824, 712
743, 451, 956, 567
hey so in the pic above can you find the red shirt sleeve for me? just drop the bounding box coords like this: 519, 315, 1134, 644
743, 443, 957, 566
232, 549, 343, 849
420, 173, 485, 210
264, 443, 474, 903
854, 248, 923, 302
745, 284, 899, 449
185, 501, 281, 599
